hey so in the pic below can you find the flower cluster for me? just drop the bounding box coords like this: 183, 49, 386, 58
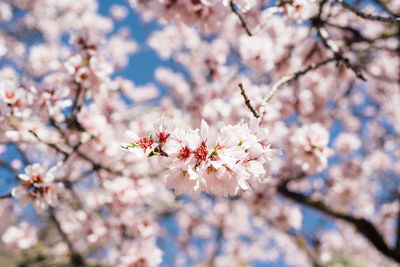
123, 119, 279, 196
2, 222, 38, 250
286, 123, 332, 174
11, 163, 64, 213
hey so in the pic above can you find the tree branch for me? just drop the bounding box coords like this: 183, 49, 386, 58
396, 204, 400, 253
49, 208, 85, 266
230, 0, 253, 36
316, 26, 366, 81
259, 57, 336, 119
371, 0, 400, 17
238, 83, 260, 118
277, 180, 400, 263
337, 0, 400, 24
0, 193, 12, 199
29, 128, 122, 176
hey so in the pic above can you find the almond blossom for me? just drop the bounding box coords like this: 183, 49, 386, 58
2, 222, 38, 250
286, 123, 332, 174
11, 163, 64, 213
0, 0, 399, 266
123, 119, 279, 196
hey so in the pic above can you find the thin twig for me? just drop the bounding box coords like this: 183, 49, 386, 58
258, 57, 336, 120
317, 27, 366, 81
239, 83, 260, 118
230, 0, 253, 36
29, 127, 122, 176
371, 0, 400, 17
337, 0, 400, 24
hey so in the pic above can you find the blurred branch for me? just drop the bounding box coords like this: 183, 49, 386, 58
259, 57, 336, 119
337, 0, 400, 23
371, 0, 400, 17
278, 180, 400, 263
49, 208, 85, 266
230, 0, 253, 36
29, 126, 122, 176
316, 26, 366, 81
70, 83, 83, 118
0, 193, 12, 199
287, 231, 322, 267
396, 205, 400, 253
324, 21, 398, 44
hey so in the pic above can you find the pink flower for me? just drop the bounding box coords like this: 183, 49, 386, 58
11, 163, 64, 213
2, 222, 38, 250
334, 133, 362, 155
124, 119, 279, 196
287, 123, 332, 174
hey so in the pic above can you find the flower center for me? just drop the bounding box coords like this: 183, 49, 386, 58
177, 146, 190, 160
194, 141, 208, 162
137, 137, 154, 152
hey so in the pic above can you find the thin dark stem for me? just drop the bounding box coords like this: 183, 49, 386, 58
230, 0, 253, 36
371, 0, 400, 16
338, 0, 400, 24
29, 127, 122, 176
316, 26, 366, 81
239, 83, 260, 118
259, 57, 336, 119
70, 83, 82, 118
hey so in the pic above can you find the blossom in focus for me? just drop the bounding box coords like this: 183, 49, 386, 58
123, 119, 279, 196
11, 163, 64, 213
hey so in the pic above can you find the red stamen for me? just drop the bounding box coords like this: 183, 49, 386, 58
137, 137, 154, 152
194, 141, 208, 162
177, 146, 190, 161
157, 131, 170, 145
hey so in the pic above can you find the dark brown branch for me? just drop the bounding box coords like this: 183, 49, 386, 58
70, 83, 82, 118
230, 0, 253, 36
28, 130, 69, 159
278, 181, 400, 263
396, 204, 400, 253
325, 21, 398, 44
338, 0, 400, 24
0, 193, 12, 199
316, 26, 366, 81
239, 83, 260, 118
371, 0, 400, 17
49, 208, 85, 266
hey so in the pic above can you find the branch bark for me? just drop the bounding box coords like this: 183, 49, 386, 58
0, 193, 11, 199
337, 0, 400, 24
277, 180, 400, 263
230, 0, 253, 36
259, 57, 336, 119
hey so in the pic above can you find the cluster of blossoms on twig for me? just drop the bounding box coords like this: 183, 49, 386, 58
11, 163, 64, 213
122, 119, 279, 196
